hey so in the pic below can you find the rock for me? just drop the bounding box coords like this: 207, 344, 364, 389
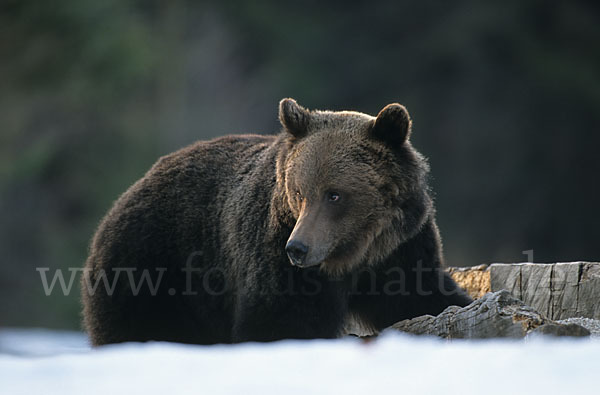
556, 317, 600, 338
446, 262, 600, 320
531, 323, 590, 337
390, 290, 590, 339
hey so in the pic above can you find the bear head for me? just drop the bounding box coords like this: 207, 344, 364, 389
273, 98, 433, 276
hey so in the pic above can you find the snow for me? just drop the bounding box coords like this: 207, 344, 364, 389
1, 328, 598, 395
0, 328, 90, 357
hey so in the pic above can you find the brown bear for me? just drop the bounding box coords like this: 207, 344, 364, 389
81, 98, 472, 345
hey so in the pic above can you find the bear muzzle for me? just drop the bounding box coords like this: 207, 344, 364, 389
285, 240, 311, 267
286, 207, 331, 268
285, 240, 329, 268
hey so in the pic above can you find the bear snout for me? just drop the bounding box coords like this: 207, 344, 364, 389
285, 240, 310, 267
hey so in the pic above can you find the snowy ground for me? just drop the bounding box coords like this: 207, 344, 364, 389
1, 328, 598, 395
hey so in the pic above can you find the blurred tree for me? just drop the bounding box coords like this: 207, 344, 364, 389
0, 0, 160, 328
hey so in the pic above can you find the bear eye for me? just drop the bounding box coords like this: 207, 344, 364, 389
328, 192, 341, 202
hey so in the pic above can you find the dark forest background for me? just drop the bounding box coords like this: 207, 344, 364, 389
1, 0, 599, 330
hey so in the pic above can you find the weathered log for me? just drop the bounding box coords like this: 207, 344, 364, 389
391, 290, 590, 338
448, 262, 600, 321
447, 264, 490, 299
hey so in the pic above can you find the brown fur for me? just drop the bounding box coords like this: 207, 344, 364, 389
81, 98, 471, 345
276, 99, 431, 275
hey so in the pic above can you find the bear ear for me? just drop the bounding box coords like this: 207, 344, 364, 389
279, 98, 310, 138
371, 103, 412, 146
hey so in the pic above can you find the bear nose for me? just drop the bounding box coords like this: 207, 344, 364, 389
286, 240, 309, 265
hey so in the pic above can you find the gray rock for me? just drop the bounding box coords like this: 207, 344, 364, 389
531, 323, 590, 337
556, 317, 600, 338
391, 290, 590, 339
